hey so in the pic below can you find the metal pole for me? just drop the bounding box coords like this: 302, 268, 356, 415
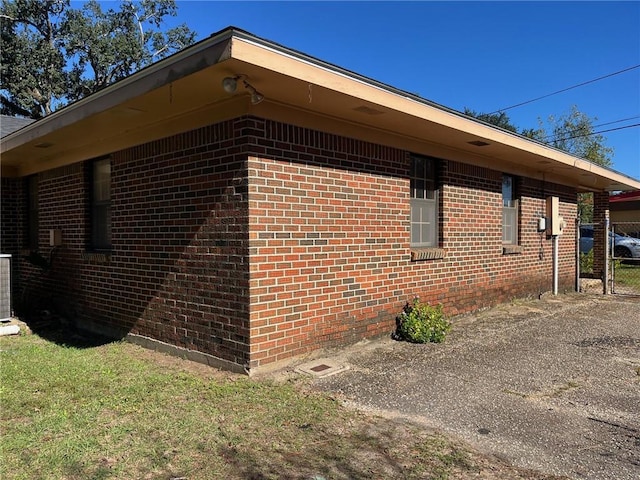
552, 235, 559, 295
603, 214, 610, 295
575, 218, 580, 292
610, 223, 615, 294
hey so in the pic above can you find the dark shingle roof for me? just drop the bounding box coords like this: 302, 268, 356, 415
1, 115, 35, 138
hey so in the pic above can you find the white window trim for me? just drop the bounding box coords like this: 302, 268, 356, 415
411, 194, 439, 248
502, 199, 519, 246
410, 155, 439, 249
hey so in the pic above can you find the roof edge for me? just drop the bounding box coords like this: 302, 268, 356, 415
2, 26, 638, 191
230, 29, 640, 189
0, 26, 238, 153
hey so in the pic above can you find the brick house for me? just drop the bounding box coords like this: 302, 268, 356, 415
2, 27, 639, 373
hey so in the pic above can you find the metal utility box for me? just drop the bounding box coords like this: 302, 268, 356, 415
50, 229, 62, 247
546, 196, 565, 236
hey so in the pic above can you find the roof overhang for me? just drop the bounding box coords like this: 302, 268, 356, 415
2, 26, 639, 192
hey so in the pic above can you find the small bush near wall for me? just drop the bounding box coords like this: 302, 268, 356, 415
580, 251, 594, 275
394, 299, 451, 343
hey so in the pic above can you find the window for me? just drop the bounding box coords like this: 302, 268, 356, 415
91, 158, 111, 250
410, 155, 438, 247
27, 175, 38, 249
502, 174, 519, 245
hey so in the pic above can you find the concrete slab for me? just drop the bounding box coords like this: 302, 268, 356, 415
0, 318, 29, 336
308, 294, 640, 480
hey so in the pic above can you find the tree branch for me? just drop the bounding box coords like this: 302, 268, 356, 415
130, 7, 145, 48
0, 94, 37, 118
0, 13, 48, 38
151, 44, 169, 58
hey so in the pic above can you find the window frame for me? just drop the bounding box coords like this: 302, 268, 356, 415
502, 174, 519, 246
90, 157, 112, 251
410, 154, 439, 248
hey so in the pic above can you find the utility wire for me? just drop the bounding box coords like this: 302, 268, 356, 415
589, 115, 640, 129
550, 123, 640, 143
488, 64, 640, 114
540, 115, 640, 142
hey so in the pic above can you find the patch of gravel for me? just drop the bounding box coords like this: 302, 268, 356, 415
276, 294, 640, 480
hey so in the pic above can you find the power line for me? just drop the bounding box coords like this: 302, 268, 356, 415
590, 115, 640, 129
488, 64, 640, 114
550, 122, 640, 143
540, 115, 640, 142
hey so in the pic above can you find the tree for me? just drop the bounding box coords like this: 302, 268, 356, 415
0, 0, 196, 118
526, 106, 614, 223
524, 105, 613, 168
463, 108, 519, 133
0, 0, 68, 117
465, 105, 613, 167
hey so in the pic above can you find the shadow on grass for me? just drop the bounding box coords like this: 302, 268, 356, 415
217, 430, 407, 480
20, 311, 118, 349
215, 421, 476, 480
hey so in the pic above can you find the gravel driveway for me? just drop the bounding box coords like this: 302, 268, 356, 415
308, 294, 640, 480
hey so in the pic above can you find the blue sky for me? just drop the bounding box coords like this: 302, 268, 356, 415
169, 1, 640, 180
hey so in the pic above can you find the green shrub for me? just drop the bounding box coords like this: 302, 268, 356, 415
395, 299, 451, 343
580, 250, 594, 275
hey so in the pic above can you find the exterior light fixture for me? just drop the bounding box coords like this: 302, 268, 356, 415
243, 80, 264, 105
221, 74, 264, 105
222, 76, 239, 93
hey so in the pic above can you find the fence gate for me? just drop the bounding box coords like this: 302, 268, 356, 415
609, 222, 640, 296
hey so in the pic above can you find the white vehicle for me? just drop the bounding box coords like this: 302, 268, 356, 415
579, 225, 640, 259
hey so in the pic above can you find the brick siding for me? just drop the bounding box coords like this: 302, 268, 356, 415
592, 192, 610, 281
247, 118, 577, 368
7, 118, 253, 368
0, 177, 25, 305
4, 115, 578, 371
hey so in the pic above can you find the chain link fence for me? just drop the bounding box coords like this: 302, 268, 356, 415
610, 222, 640, 296
578, 222, 598, 277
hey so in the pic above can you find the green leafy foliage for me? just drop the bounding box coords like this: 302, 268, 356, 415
527, 105, 613, 168
580, 250, 594, 275
527, 106, 613, 223
0, 0, 196, 118
465, 106, 613, 169
0, 0, 69, 117
463, 108, 518, 133
395, 299, 451, 343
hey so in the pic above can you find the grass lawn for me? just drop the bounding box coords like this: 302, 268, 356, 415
613, 262, 640, 292
1, 331, 562, 480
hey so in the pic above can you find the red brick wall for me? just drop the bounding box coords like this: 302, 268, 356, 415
247, 118, 577, 368
0, 177, 25, 306
105, 119, 251, 366
5, 115, 578, 371
592, 192, 609, 280
0, 178, 23, 253
1, 171, 84, 317
9, 118, 253, 367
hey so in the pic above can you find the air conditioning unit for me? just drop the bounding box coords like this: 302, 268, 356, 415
0, 254, 11, 321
